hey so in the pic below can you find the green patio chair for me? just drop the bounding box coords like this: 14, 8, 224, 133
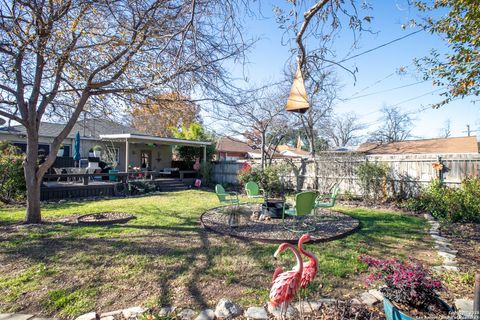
215, 184, 239, 205
245, 181, 264, 202
282, 191, 317, 233
314, 186, 339, 213
215, 184, 240, 227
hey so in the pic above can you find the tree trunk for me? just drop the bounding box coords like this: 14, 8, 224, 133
24, 130, 42, 224
261, 131, 266, 170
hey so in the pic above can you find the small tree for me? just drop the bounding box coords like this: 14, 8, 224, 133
356, 161, 387, 204
131, 93, 200, 138
172, 123, 215, 167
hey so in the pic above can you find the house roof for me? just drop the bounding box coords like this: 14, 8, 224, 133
100, 133, 211, 147
276, 145, 311, 157
357, 136, 479, 155
0, 119, 140, 140
216, 137, 257, 154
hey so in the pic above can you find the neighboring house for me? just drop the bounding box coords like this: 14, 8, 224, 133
215, 137, 261, 160
357, 136, 479, 155
0, 119, 210, 171
215, 136, 308, 160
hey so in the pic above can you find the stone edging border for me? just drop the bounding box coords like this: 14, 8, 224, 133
199, 205, 361, 244
76, 212, 136, 225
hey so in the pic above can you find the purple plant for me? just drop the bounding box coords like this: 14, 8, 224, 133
359, 255, 443, 311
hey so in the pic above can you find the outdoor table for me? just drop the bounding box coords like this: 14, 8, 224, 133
262, 197, 287, 219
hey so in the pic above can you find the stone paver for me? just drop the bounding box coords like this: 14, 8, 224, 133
75, 312, 98, 320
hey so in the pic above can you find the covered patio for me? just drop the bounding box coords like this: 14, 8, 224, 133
99, 133, 211, 172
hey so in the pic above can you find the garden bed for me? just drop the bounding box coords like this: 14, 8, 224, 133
200, 204, 360, 243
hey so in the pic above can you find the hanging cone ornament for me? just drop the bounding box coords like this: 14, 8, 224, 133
285, 65, 310, 113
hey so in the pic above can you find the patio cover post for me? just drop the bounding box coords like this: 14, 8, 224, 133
125, 138, 129, 171
203, 145, 207, 164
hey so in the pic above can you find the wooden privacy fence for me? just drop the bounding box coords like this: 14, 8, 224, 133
211, 153, 480, 197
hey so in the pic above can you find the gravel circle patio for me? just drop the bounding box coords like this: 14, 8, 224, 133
200, 204, 360, 243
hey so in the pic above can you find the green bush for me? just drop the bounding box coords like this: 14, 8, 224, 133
409, 178, 480, 223
238, 163, 288, 196
0, 142, 26, 203
356, 161, 387, 204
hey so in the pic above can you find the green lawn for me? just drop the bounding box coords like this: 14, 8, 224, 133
0, 190, 434, 318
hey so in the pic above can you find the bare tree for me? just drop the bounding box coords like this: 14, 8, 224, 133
323, 112, 366, 147
212, 87, 290, 168
438, 119, 452, 138
0, 0, 251, 223
370, 105, 414, 143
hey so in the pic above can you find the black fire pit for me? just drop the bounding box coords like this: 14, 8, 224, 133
262, 198, 288, 218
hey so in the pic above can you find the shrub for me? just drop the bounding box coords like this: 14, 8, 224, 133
356, 161, 387, 204
410, 178, 480, 223
200, 162, 213, 187
0, 142, 26, 203
359, 255, 443, 312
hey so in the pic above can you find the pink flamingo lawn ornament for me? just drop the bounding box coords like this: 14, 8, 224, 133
269, 243, 303, 310
298, 234, 318, 289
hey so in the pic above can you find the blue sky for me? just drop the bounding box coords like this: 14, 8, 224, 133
209, 1, 479, 140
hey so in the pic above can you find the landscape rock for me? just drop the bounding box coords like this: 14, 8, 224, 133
317, 298, 338, 304
158, 307, 176, 317
244, 307, 269, 320
195, 309, 215, 320
214, 299, 242, 319
177, 309, 196, 320
0, 315, 35, 320
293, 301, 322, 313
350, 299, 361, 305
454, 299, 474, 312
75, 312, 98, 320
267, 303, 299, 320
100, 316, 114, 320
99, 310, 123, 318
122, 307, 146, 319
368, 289, 384, 301
359, 292, 379, 306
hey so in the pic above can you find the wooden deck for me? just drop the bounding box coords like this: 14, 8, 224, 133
40, 178, 194, 201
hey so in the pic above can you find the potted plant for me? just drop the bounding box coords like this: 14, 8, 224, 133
93, 145, 102, 157
57, 144, 64, 157
359, 255, 451, 320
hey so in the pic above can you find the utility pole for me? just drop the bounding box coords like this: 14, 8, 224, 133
462, 124, 478, 137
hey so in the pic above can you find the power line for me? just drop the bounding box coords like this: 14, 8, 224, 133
347, 80, 428, 101
336, 29, 424, 65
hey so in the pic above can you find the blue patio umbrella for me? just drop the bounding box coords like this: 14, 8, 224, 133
73, 131, 81, 165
